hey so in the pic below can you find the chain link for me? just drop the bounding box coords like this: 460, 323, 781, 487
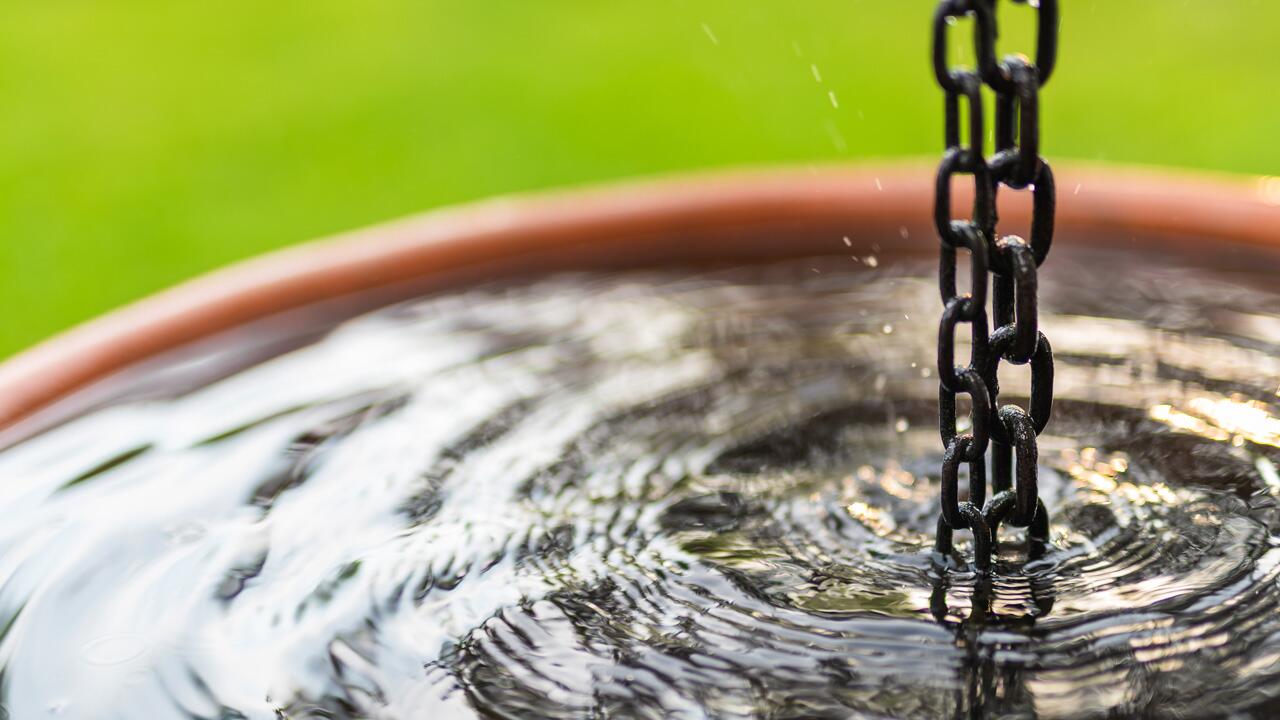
931, 0, 1059, 572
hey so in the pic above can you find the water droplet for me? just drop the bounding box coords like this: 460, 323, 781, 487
894, 418, 910, 433
882, 324, 893, 334
828, 91, 839, 109
700, 22, 719, 45
810, 64, 822, 83
825, 120, 847, 154
842, 236, 852, 247
863, 256, 879, 268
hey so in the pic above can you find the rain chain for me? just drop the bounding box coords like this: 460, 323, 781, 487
931, 0, 1058, 573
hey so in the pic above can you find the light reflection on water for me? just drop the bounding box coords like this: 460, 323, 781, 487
0, 249, 1279, 717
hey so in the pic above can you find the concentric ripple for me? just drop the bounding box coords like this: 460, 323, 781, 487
2, 248, 1280, 718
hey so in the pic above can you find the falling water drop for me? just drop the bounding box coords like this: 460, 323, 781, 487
700, 22, 719, 45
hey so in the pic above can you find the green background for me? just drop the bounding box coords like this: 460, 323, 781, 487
1, 1, 1276, 356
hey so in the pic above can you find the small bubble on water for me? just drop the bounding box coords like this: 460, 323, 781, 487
82, 634, 148, 666
163, 521, 206, 544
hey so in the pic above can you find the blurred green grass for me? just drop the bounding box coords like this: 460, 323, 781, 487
1, 1, 1277, 356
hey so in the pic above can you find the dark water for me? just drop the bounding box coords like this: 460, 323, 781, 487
3, 249, 1280, 719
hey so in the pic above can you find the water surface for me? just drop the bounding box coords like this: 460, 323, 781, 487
2, 249, 1280, 718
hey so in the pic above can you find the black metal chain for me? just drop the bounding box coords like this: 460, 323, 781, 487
931, 0, 1058, 573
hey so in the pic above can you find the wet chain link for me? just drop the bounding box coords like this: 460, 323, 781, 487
931, 0, 1058, 573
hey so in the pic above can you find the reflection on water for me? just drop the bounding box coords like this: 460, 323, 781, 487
1, 250, 1280, 718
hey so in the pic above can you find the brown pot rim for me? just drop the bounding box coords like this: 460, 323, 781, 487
3, 161, 1279, 438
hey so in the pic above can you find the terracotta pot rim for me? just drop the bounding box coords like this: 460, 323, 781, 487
2, 160, 1279, 440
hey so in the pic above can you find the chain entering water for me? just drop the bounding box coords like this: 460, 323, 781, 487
931, 0, 1058, 573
